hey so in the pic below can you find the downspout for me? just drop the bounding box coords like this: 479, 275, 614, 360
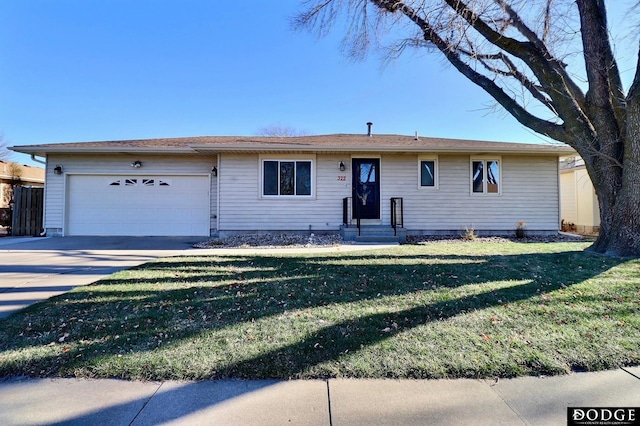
557, 156, 562, 234
216, 155, 221, 235
31, 154, 46, 165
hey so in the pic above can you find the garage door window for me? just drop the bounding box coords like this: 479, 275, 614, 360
108, 178, 172, 187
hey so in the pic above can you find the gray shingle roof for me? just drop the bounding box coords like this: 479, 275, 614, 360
11, 134, 575, 156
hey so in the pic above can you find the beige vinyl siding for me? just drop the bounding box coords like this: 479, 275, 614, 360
381, 154, 560, 233
219, 152, 560, 234
45, 152, 561, 236
218, 153, 350, 232
44, 154, 217, 234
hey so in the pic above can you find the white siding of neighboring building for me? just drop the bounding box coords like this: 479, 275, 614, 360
560, 165, 600, 233
560, 172, 578, 225
218, 153, 561, 235
575, 168, 599, 230
44, 154, 217, 236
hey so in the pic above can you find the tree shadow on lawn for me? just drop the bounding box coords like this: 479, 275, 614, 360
0, 248, 630, 379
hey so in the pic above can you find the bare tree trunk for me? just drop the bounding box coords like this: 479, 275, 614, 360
601, 84, 640, 255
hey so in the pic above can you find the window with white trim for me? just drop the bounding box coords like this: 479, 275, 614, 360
262, 160, 312, 197
418, 156, 438, 189
471, 158, 501, 194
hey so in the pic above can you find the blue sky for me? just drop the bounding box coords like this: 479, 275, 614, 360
1, 1, 636, 165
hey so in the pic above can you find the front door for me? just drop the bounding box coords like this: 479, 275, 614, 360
352, 158, 380, 220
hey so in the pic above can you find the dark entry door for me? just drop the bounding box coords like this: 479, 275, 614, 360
352, 158, 380, 220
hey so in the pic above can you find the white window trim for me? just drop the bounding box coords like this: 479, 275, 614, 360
417, 155, 439, 190
259, 156, 316, 199
470, 156, 502, 195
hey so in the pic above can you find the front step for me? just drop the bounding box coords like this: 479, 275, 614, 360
340, 225, 406, 243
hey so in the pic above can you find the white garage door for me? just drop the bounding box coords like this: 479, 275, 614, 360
67, 175, 210, 236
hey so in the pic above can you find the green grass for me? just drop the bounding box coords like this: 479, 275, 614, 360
1, 240, 638, 380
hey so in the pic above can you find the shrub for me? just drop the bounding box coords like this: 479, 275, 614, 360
461, 227, 477, 240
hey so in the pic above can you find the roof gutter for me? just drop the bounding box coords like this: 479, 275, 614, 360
190, 144, 576, 156
12, 146, 199, 156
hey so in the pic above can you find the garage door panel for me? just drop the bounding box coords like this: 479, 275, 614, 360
67, 175, 210, 236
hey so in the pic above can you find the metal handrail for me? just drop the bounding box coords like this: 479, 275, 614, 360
390, 197, 404, 236
355, 196, 361, 236
342, 197, 350, 226
342, 197, 361, 236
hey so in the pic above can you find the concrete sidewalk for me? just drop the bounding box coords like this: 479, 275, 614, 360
0, 368, 638, 425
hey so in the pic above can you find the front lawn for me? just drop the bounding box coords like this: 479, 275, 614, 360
0, 240, 638, 380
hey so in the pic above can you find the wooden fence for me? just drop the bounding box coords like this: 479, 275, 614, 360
11, 186, 44, 236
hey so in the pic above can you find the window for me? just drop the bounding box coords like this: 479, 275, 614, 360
418, 156, 438, 189
263, 160, 312, 197
471, 159, 501, 194
108, 178, 171, 188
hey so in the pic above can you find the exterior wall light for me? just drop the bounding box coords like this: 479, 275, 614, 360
212, 166, 218, 177
339, 161, 346, 171
53, 165, 63, 175
131, 161, 142, 168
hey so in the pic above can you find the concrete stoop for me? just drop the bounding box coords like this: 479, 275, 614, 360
341, 225, 406, 243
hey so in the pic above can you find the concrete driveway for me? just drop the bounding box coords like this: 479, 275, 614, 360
0, 236, 201, 318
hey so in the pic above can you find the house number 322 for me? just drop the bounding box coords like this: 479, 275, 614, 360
337, 176, 347, 181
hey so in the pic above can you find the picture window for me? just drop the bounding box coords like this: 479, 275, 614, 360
263, 160, 312, 197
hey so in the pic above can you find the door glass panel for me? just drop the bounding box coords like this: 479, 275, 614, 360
360, 163, 376, 183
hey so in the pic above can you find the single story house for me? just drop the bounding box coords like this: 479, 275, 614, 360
11, 131, 575, 240
559, 156, 600, 234
1, 160, 45, 208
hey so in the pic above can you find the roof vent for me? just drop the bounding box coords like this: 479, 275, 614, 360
366, 122, 373, 137
414, 131, 419, 141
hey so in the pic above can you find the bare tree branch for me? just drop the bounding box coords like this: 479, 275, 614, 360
457, 46, 558, 113
0, 134, 10, 161
369, 0, 569, 139
255, 124, 311, 137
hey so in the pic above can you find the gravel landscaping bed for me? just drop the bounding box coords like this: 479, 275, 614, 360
193, 233, 346, 248
193, 232, 586, 248
407, 233, 587, 244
